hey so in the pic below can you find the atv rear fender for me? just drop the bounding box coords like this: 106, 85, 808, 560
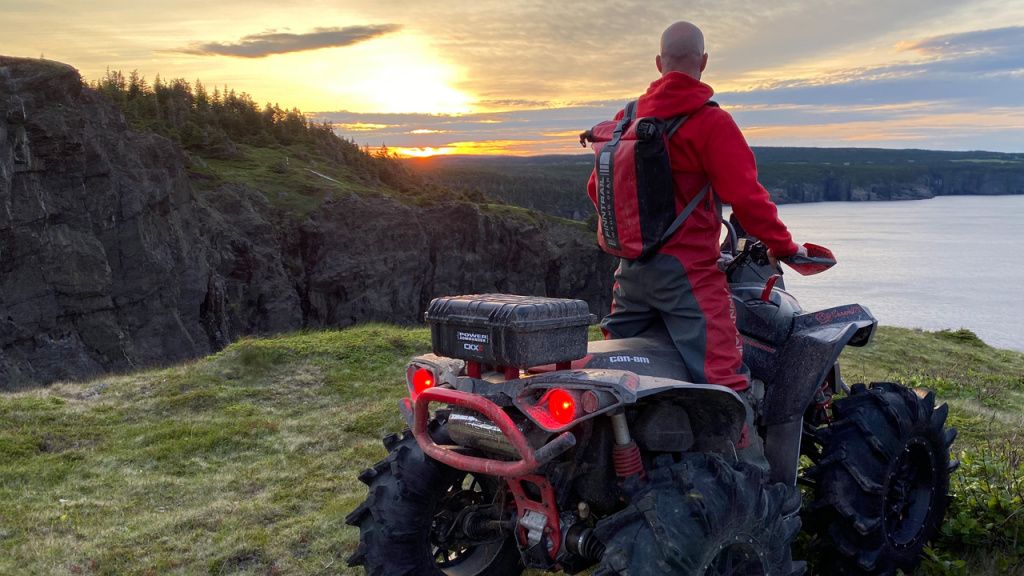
512, 370, 750, 449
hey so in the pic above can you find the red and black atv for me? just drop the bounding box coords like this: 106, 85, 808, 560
346, 224, 957, 576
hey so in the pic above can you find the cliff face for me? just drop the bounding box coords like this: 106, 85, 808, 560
0, 58, 614, 387
0, 58, 220, 384
765, 177, 939, 203
763, 171, 1024, 204
420, 152, 1024, 221
752, 147, 1024, 204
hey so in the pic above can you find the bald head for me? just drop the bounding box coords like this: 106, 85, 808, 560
657, 21, 708, 80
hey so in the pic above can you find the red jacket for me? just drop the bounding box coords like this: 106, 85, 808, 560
587, 72, 798, 261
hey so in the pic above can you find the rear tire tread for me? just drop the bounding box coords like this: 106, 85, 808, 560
594, 452, 802, 576
347, 431, 523, 576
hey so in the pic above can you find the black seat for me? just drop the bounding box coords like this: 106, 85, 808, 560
584, 323, 693, 381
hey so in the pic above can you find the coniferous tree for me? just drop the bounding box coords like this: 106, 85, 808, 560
90, 68, 434, 197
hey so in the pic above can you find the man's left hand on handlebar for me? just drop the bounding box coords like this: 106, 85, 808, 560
768, 244, 807, 268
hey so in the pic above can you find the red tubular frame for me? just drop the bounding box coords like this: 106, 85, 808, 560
506, 475, 562, 557
412, 387, 573, 477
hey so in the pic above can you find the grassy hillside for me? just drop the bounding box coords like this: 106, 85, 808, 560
1, 326, 1023, 575
93, 70, 487, 217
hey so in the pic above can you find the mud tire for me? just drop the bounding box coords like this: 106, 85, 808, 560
594, 452, 804, 576
345, 429, 523, 576
807, 382, 956, 575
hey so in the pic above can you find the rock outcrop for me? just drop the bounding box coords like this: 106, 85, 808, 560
762, 171, 1024, 204
0, 57, 614, 387
423, 151, 1024, 221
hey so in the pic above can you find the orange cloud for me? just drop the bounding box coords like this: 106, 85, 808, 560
386, 138, 583, 157
334, 122, 394, 131
442, 140, 573, 156
384, 146, 455, 158
743, 108, 1024, 145
540, 129, 586, 138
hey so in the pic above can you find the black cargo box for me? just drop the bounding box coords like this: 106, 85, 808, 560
425, 294, 595, 368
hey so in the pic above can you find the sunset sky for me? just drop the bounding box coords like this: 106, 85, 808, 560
3, 0, 1023, 156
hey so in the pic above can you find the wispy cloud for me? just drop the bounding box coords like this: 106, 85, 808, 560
476, 99, 554, 109
318, 103, 621, 155
721, 25, 1024, 111
10, 0, 1022, 152
320, 21, 1024, 155
177, 25, 400, 58
900, 26, 1024, 57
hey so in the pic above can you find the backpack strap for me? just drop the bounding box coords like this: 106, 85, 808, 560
597, 100, 638, 185
651, 99, 721, 249
656, 183, 710, 249
608, 100, 637, 147
665, 114, 689, 139
594, 100, 638, 251
598, 100, 637, 180
664, 99, 717, 139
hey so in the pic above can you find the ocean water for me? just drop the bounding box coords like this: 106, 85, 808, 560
761, 195, 1024, 351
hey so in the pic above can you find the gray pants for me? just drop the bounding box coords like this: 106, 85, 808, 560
602, 254, 749, 389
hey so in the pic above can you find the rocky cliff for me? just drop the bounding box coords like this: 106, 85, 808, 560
0, 57, 614, 387
765, 172, 1024, 203
419, 151, 1024, 221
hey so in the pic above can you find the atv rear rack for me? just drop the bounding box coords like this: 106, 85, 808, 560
412, 387, 576, 477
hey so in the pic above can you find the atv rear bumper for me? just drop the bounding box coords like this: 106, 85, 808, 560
412, 387, 576, 477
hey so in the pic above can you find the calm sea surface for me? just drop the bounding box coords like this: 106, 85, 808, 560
761, 195, 1024, 352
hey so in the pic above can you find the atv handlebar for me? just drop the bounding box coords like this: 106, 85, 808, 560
722, 214, 835, 276
781, 243, 836, 275
412, 387, 576, 477
723, 234, 835, 278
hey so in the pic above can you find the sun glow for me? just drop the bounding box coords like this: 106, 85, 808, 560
385, 140, 546, 157
389, 146, 456, 158
320, 33, 473, 114
335, 122, 394, 131
383, 137, 589, 158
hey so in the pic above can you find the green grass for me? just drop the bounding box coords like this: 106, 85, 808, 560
1, 324, 1022, 574
843, 327, 1024, 404
0, 326, 428, 575
189, 142, 490, 218
478, 203, 588, 230
191, 144, 382, 216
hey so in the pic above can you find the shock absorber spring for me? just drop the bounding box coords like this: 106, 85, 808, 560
609, 411, 645, 479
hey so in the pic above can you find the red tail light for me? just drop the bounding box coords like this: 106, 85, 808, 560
411, 367, 435, 399
547, 388, 577, 425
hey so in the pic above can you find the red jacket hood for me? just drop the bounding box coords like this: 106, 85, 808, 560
636, 72, 714, 118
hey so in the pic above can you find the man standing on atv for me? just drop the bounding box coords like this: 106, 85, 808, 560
590, 21, 805, 393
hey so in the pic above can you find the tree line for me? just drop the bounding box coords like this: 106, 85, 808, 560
92, 69, 417, 193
